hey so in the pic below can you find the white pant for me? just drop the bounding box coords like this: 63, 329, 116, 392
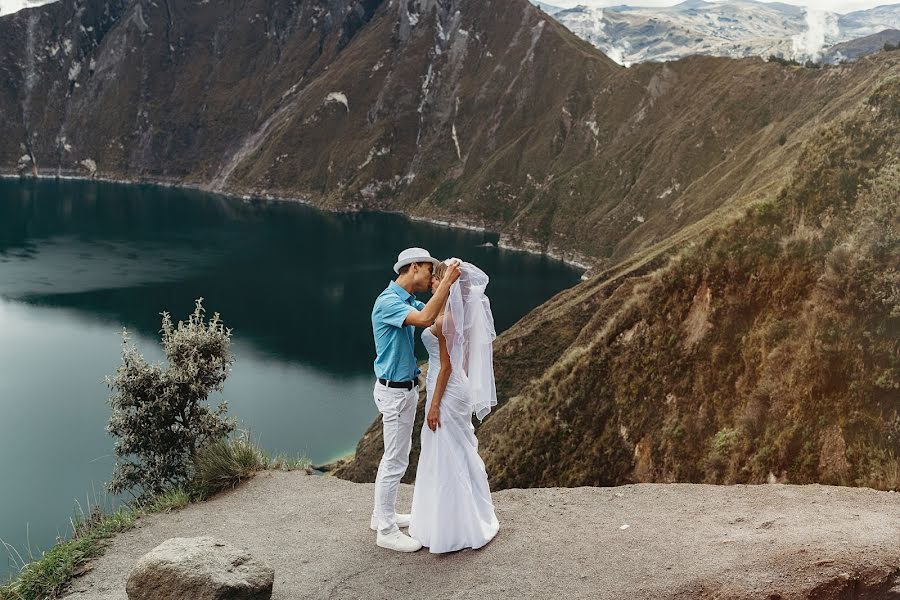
372, 381, 418, 534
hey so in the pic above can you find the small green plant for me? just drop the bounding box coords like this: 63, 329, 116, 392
0, 496, 136, 600
106, 298, 236, 501
191, 430, 268, 496
269, 453, 314, 473
144, 486, 192, 513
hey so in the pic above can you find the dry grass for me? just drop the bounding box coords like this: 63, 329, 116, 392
476, 79, 900, 490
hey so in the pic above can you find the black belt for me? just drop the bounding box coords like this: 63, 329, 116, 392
377, 378, 416, 390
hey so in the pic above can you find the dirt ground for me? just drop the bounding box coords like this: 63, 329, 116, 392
61, 472, 900, 599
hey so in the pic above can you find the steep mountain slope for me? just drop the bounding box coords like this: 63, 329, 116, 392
540, 0, 900, 65
0, 0, 609, 265
336, 68, 900, 491
841, 3, 900, 35
475, 85, 900, 489
1, 0, 896, 271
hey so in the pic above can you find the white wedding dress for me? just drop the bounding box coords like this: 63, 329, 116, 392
408, 325, 500, 553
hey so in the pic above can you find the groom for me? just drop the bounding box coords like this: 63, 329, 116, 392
370, 247, 461, 552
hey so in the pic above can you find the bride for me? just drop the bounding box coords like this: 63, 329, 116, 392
408, 258, 500, 553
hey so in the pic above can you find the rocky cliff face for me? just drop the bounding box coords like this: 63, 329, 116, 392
475, 89, 900, 490
2, 0, 896, 269
2, 0, 898, 491
336, 71, 900, 490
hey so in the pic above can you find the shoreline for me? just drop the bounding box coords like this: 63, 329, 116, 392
1, 171, 593, 276
313, 450, 355, 473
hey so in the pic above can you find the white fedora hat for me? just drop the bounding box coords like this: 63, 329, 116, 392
393, 247, 440, 274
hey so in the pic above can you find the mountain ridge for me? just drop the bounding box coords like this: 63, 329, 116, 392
4, 0, 897, 269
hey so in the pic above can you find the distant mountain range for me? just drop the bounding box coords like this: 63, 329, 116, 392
824, 27, 900, 62
532, 0, 900, 65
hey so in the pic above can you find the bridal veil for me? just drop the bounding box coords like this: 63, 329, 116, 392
442, 259, 497, 421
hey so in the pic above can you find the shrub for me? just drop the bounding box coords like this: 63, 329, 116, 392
191, 430, 314, 497
106, 299, 236, 500
767, 54, 801, 67
191, 430, 268, 496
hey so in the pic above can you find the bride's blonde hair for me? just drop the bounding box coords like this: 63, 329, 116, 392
433, 260, 448, 281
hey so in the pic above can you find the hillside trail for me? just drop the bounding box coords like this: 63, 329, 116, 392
62, 472, 900, 599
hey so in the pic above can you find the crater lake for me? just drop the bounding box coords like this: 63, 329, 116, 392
0, 178, 582, 577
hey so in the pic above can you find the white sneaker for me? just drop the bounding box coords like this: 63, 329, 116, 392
376, 529, 422, 553
370, 513, 411, 531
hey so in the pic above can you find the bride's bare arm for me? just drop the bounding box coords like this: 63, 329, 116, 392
427, 318, 452, 432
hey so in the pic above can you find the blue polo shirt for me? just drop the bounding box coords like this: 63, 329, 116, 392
372, 281, 426, 382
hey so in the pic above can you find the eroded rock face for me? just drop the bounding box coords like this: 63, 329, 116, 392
126, 536, 274, 600
3, 0, 895, 268
15, 153, 32, 174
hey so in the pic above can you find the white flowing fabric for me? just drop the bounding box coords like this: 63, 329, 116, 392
443, 260, 497, 421
408, 262, 499, 553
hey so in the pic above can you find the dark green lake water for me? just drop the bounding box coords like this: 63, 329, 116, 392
0, 178, 581, 578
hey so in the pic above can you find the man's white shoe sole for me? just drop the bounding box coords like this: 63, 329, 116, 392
376, 536, 422, 553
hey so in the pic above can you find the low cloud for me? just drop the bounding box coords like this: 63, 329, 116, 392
791, 6, 840, 62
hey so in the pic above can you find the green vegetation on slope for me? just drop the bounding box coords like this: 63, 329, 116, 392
477, 76, 900, 490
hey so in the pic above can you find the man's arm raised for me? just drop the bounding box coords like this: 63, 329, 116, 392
403, 261, 461, 328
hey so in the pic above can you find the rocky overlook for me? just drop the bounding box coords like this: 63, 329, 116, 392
60, 472, 900, 600
2, 0, 898, 493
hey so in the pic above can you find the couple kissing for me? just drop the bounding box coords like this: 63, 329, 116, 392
370, 247, 500, 553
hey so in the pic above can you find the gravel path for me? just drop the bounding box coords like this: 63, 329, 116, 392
61, 472, 900, 599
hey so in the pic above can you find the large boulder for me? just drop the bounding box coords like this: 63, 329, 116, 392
126, 536, 274, 600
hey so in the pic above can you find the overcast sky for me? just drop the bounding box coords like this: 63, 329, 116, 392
547, 0, 900, 13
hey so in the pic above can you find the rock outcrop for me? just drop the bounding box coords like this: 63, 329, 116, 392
125, 536, 274, 600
